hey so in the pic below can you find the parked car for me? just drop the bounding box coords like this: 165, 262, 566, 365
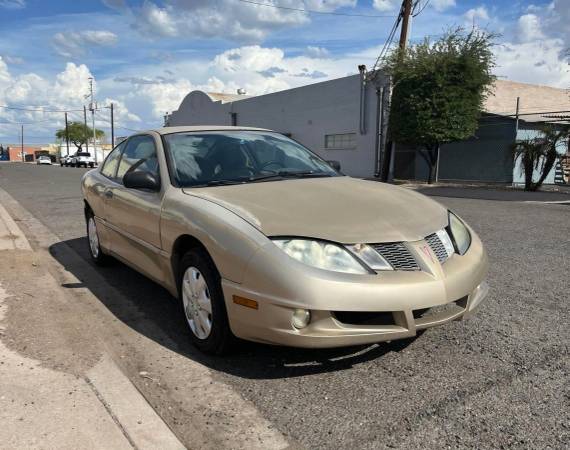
72, 151, 95, 168
60, 154, 73, 166
82, 126, 489, 354
36, 155, 52, 165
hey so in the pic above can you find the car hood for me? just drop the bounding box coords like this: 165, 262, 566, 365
183, 177, 448, 244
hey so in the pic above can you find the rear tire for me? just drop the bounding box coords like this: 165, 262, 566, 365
179, 249, 234, 355
86, 210, 109, 265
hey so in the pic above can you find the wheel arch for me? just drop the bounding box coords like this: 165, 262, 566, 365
171, 234, 220, 289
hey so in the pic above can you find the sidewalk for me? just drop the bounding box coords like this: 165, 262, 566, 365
0, 202, 186, 450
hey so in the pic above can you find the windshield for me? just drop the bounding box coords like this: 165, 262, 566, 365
163, 130, 340, 187
77, 152, 91, 157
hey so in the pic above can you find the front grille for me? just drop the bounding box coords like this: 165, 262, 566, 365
425, 233, 448, 263
425, 231, 453, 264
370, 242, 420, 271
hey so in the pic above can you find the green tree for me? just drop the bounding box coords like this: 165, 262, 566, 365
512, 126, 569, 191
55, 121, 104, 152
383, 28, 497, 183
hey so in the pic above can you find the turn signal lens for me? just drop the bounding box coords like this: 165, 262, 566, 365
233, 295, 259, 310
292, 308, 311, 329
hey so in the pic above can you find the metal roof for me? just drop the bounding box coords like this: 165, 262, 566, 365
484, 80, 570, 123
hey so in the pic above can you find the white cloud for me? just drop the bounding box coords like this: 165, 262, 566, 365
372, 0, 399, 12
128, 0, 363, 43
213, 46, 285, 73
517, 14, 545, 43
464, 6, 489, 25
52, 30, 118, 58
304, 0, 356, 11
0, 62, 139, 141
1, 55, 24, 65
0, 0, 25, 9
431, 0, 455, 12
102, 98, 141, 123
494, 38, 570, 88
547, 0, 570, 48
134, 1, 177, 37
304, 46, 330, 58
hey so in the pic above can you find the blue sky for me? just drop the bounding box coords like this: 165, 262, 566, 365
0, 0, 568, 143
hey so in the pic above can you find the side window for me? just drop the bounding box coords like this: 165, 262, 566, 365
100, 142, 125, 179
116, 135, 160, 182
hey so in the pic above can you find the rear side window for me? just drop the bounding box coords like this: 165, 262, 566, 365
116, 135, 159, 181
100, 142, 125, 179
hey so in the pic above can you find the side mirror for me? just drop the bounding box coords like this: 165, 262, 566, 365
327, 160, 341, 171
123, 171, 160, 191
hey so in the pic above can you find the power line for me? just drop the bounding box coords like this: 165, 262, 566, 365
369, 10, 402, 74
412, 0, 429, 17
236, 0, 397, 17
0, 105, 84, 113
0, 117, 57, 125
95, 111, 141, 133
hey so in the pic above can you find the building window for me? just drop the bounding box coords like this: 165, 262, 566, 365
325, 133, 356, 149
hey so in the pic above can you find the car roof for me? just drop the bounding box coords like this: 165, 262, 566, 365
145, 126, 273, 136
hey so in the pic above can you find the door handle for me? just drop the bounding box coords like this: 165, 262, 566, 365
104, 190, 113, 199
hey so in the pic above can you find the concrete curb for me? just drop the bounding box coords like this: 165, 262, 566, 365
0, 185, 293, 450
0, 192, 187, 450
0, 201, 31, 251
86, 356, 186, 450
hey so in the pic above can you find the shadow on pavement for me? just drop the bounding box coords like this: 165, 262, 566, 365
49, 237, 417, 379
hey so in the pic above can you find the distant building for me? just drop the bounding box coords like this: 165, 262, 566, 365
167, 75, 569, 185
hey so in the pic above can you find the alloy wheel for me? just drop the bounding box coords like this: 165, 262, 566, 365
182, 266, 213, 339
88, 217, 100, 258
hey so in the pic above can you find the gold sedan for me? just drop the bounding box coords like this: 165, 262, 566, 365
82, 126, 489, 354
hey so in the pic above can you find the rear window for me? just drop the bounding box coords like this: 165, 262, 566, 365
77, 152, 91, 157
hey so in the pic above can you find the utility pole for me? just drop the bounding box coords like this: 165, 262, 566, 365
515, 96, 520, 133
381, 0, 413, 182
110, 102, 115, 147
398, 0, 413, 50
84, 105, 89, 153
65, 112, 70, 156
21, 124, 24, 162
88, 77, 98, 164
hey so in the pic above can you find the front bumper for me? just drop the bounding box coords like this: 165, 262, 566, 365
222, 229, 489, 348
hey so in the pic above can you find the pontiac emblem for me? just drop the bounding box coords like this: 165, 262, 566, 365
420, 245, 435, 263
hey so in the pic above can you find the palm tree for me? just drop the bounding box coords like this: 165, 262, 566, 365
512, 126, 569, 191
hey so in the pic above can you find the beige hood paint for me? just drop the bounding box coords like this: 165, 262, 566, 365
183, 177, 448, 244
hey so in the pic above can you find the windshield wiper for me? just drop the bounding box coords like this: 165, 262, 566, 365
191, 179, 246, 187
248, 170, 333, 182
189, 171, 333, 187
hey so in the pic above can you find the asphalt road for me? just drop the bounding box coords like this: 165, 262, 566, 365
1, 162, 569, 449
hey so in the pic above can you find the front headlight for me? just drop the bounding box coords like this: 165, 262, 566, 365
448, 211, 471, 255
272, 238, 370, 274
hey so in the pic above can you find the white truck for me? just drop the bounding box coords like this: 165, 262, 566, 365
70, 151, 96, 168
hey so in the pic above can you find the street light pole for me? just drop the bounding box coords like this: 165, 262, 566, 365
21, 124, 24, 162
88, 77, 98, 164
84, 105, 89, 153
65, 112, 70, 156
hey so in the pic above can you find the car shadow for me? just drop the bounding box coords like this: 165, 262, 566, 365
49, 237, 419, 380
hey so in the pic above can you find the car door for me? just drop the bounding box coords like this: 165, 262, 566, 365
103, 134, 165, 280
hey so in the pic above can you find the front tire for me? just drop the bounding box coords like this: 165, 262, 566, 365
179, 249, 234, 355
86, 211, 109, 265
